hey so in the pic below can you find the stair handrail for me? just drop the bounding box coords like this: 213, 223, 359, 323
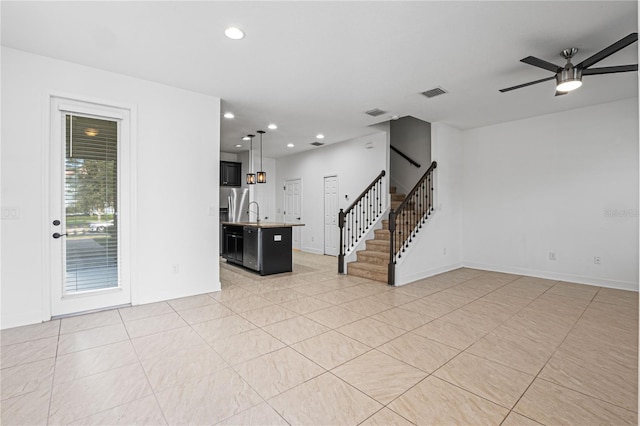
388, 161, 437, 285
391, 145, 421, 168
338, 170, 386, 273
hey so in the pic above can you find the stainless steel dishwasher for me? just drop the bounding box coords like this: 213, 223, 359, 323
242, 227, 260, 271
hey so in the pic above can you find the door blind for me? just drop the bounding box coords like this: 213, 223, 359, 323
64, 114, 119, 293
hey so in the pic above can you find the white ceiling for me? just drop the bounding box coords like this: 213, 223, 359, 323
2, 1, 638, 158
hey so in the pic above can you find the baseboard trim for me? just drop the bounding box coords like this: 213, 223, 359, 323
394, 262, 464, 286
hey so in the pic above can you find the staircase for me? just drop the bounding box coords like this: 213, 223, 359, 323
346, 187, 406, 283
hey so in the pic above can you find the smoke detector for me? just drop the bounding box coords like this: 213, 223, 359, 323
421, 87, 448, 98
365, 108, 387, 117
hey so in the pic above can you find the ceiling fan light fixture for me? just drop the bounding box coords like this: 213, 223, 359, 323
556, 65, 583, 92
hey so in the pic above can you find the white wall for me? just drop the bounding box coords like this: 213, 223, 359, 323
389, 117, 431, 194
1, 47, 221, 328
275, 132, 388, 254
394, 122, 464, 285
462, 98, 639, 290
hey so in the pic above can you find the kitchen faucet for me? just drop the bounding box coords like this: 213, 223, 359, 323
247, 201, 260, 224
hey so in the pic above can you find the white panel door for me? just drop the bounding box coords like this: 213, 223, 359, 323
324, 175, 339, 256
284, 178, 302, 250
50, 97, 131, 316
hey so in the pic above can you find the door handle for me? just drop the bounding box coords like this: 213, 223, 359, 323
52, 232, 68, 239
297, 217, 301, 220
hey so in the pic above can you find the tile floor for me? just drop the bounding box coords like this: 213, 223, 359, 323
1, 252, 637, 425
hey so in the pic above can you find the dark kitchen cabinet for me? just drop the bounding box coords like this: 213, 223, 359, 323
222, 225, 243, 264
220, 161, 242, 187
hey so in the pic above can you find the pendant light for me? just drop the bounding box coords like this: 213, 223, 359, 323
256, 130, 266, 183
246, 134, 256, 185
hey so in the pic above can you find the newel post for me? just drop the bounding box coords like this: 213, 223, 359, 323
338, 208, 345, 274
388, 210, 396, 286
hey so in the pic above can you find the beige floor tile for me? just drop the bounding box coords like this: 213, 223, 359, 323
399, 297, 458, 318
124, 311, 188, 338
594, 287, 638, 308
314, 288, 364, 305
191, 314, 257, 343
371, 307, 434, 331
336, 317, 406, 348
495, 310, 572, 346
269, 372, 382, 425
208, 286, 254, 302
387, 376, 508, 425
393, 283, 440, 299
60, 309, 122, 334
434, 352, 534, 408
0, 336, 58, 368
514, 379, 637, 425
467, 331, 557, 375
526, 293, 590, 318
479, 291, 532, 310
54, 340, 139, 384
332, 350, 427, 404
292, 330, 370, 370
0, 320, 59, 346
69, 395, 167, 425
141, 343, 226, 392
49, 363, 153, 424
240, 304, 299, 327
279, 296, 332, 314
546, 281, 599, 300
463, 298, 521, 318
1, 357, 54, 400
377, 332, 459, 373
305, 305, 364, 329
365, 291, 417, 307
344, 283, 391, 298
0, 385, 51, 426
155, 367, 262, 425
212, 328, 286, 365
262, 316, 330, 345
501, 412, 542, 426
495, 280, 552, 300
412, 318, 487, 350
221, 294, 275, 313
167, 293, 217, 311
57, 323, 129, 355
539, 333, 637, 411
360, 407, 414, 426
261, 288, 306, 303
293, 282, 337, 296
579, 301, 638, 335
132, 326, 206, 361
340, 298, 392, 316
235, 347, 324, 399
217, 402, 288, 426
440, 308, 505, 334
177, 302, 234, 324
119, 301, 174, 322
421, 291, 475, 308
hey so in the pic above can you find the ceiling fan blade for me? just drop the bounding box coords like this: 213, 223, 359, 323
521, 56, 562, 73
576, 33, 638, 69
582, 64, 638, 75
499, 76, 556, 93
555, 91, 568, 97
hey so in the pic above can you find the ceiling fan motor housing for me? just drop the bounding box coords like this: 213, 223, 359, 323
556, 65, 583, 91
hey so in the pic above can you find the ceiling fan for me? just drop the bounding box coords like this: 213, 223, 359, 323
500, 32, 638, 96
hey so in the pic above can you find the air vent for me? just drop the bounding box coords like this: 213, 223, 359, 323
421, 87, 448, 98
365, 108, 387, 117
310, 141, 325, 147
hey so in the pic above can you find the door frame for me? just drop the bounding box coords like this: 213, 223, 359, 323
43, 92, 137, 320
323, 174, 339, 256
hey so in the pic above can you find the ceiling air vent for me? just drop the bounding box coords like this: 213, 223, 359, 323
310, 141, 325, 147
365, 108, 387, 117
421, 87, 448, 98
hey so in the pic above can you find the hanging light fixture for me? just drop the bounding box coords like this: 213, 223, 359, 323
246, 134, 256, 185
256, 130, 267, 183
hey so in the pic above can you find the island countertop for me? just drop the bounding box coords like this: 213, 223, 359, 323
221, 221, 305, 228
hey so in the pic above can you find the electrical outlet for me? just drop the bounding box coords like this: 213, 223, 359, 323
172, 264, 180, 274
594, 256, 601, 265
549, 252, 557, 261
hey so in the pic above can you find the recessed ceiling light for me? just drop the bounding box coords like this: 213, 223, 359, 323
316, 133, 325, 139
235, 144, 242, 148
287, 143, 295, 148
242, 136, 250, 141
225, 27, 245, 40
268, 124, 278, 130
223, 112, 235, 119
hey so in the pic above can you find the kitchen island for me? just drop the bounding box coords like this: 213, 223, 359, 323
221, 222, 305, 275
